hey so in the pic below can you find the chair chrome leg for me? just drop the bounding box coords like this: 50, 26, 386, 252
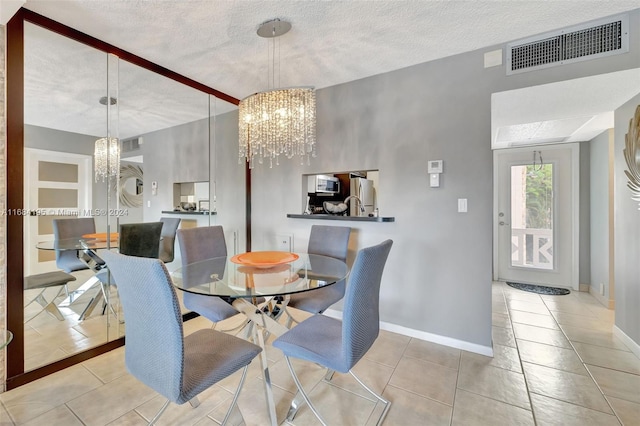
285, 368, 335, 422
284, 356, 328, 426
282, 306, 300, 329
148, 399, 171, 425
285, 391, 305, 422
77, 288, 104, 321
59, 275, 101, 307
188, 396, 200, 408
349, 370, 391, 426
221, 365, 249, 426
323, 369, 335, 382
100, 283, 120, 319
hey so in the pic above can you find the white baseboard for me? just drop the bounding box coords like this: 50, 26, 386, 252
588, 286, 615, 309
324, 309, 494, 357
613, 326, 640, 359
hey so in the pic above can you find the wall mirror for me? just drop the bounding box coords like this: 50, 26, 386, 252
9, 11, 243, 386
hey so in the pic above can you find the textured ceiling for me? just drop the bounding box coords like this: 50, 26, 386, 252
19, 0, 640, 140
492, 68, 640, 148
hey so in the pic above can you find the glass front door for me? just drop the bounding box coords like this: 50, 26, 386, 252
495, 145, 578, 290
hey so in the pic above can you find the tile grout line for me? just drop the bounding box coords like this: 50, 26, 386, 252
501, 283, 539, 425
539, 295, 625, 423
449, 338, 463, 426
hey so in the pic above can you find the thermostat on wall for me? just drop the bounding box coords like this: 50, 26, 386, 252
428, 160, 443, 174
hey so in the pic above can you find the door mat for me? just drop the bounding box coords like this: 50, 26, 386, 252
506, 282, 570, 295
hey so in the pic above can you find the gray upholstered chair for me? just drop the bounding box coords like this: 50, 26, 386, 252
283, 225, 351, 324
159, 217, 181, 263
96, 222, 164, 318
52, 217, 96, 273
177, 226, 238, 323
101, 251, 261, 425
119, 222, 163, 259
273, 239, 393, 426
52, 217, 97, 303
24, 271, 76, 323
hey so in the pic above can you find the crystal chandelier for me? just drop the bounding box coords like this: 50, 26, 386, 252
94, 137, 120, 182
239, 19, 316, 168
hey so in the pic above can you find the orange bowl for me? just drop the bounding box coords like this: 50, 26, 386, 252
82, 232, 118, 242
231, 251, 299, 269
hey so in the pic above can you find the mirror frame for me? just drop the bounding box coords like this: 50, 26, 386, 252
5, 8, 251, 389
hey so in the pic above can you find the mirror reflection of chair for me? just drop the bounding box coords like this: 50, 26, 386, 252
101, 251, 262, 425
24, 271, 76, 323
53, 217, 96, 273
52, 217, 97, 303
159, 217, 181, 263
177, 226, 239, 326
273, 239, 393, 426
282, 225, 351, 326
92, 222, 164, 320
119, 222, 164, 258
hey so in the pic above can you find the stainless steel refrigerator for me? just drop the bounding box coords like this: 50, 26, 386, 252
350, 177, 375, 216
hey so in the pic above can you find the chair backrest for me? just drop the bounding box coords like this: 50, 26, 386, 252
308, 225, 351, 262
177, 225, 227, 265
52, 217, 96, 272
341, 239, 393, 369
100, 250, 184, 402
119, 222, 163, 258
159, 217, 181, 263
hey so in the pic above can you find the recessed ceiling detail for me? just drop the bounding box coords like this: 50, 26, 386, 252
496, 116, 594, 146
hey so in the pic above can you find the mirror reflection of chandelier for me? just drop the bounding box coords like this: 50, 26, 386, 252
238, 19, 316, 169
94, 96, 120, 182
94, 137, 120, 182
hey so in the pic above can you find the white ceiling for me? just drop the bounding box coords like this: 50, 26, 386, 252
492, 68, 640, 148
18, 0, 640, 142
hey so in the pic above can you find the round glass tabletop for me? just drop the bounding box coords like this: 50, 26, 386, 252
36, 237, 118, 251
172, 253, 349, 298
0, 329, 13, 350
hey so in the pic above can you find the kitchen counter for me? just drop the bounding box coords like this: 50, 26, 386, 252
161, 210, 216, 215
287, 213, 394, 222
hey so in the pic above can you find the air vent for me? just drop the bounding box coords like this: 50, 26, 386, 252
507, 14, 628, 75
121, 137, 142, 153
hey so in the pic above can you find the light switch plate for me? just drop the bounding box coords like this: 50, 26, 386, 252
430, 174, 440, 187
458, 198, 468, 213
275, 234, 292, 252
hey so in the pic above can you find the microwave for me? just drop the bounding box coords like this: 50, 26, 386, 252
308, 174, 340, 195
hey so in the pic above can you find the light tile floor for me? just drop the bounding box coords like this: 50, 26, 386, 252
3, 281, 639, 425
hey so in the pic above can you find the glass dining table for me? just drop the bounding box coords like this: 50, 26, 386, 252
171, 252, 349, 426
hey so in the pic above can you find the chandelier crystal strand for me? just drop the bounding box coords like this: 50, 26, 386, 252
239, 87, 316, 169
94, 137, 120, 182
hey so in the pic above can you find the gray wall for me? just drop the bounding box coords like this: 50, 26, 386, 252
589, 130, 611, 302
249, 10, 640, 351
614, 93, 640, 345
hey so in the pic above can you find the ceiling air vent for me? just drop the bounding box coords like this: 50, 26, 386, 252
507, 14, 628, 75
121, 137, 142, 153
